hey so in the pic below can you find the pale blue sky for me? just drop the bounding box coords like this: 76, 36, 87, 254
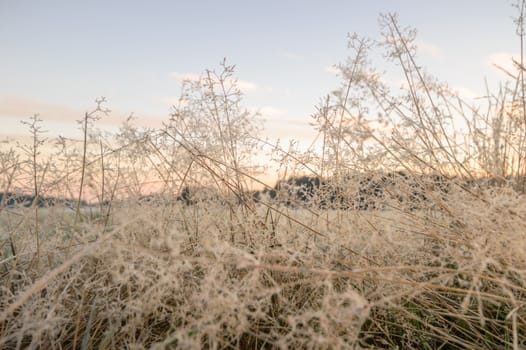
0, 0, 520, 143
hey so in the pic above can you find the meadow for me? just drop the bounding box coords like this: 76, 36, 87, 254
1, 13, 526, 349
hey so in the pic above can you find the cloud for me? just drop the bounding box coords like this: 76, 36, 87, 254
0, 95, 81, 122
324, 65, 340, 75
169, 72, 201, 82
487, 52, 521, 76
236, 80, 258, 93
0, 95, 164, 138
249, 106, 288, 121
415, 39, 442, 59
170, 71, 258, 94
452, 86, 478, 99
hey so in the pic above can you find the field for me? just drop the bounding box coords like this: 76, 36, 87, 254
1, 13, 526, 350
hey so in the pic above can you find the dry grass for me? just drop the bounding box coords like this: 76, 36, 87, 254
1, 9, 526, 350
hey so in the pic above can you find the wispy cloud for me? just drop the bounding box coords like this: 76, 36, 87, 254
169, 72, 201, 82
170, 71, 258, 94
324, 65, 340, 75
249, 106, 288, 121
452, 86, 478, 99
0, 95, 80, 122
236, 80, 258, 93
415, 39, 442, 59
0, 95, 164, 136
487, 52, 520, 76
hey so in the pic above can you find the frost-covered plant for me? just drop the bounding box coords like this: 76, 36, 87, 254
1, 5, 526, 350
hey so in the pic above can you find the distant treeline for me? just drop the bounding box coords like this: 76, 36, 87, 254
170, 172, 522, 210
251, 173, 415, 210
251, 172, 515, 210
173, 172, 455, 210
6, 172, 513, 210
0, 192, 87, 208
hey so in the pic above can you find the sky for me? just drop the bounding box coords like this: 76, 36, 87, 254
0, 0, 522, 146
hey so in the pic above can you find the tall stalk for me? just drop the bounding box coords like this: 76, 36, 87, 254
21, 114, 47, 266
74, 98, 109, 224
